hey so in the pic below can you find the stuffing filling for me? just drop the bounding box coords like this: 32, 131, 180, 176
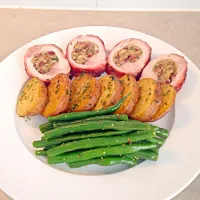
31, 51, 58, 74
72, 41, 99, 64
113, 45, 142, 66
153, 59, 177, 83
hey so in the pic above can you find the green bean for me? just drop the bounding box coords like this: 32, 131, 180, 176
33, 130, 130, 148
35, 150, 47, 156
68, 156, 138, 168
53, 114, 129, 128
44, 120, 150, 140
39, 122, 54, 133
150, 125, 169, 138
48, 141, 158, 164
48, 95, 129, 122
47, 130, 155, 157
125, 149, 158, 161
147, 137, 165, 145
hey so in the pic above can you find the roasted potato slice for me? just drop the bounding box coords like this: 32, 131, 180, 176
41, 73, 70, 117
149, 84, 176, 121
114, 75, 139, 115
130, 78, 162, 122
94, 75, 122, 110
17, 77, 47, 117
68, 74, 100, 112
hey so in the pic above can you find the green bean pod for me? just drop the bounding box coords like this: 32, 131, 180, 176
125, 149, 158, 161
39, 122, 54, 133
47, 130, 155, 157
68, 156, 138, 168
35, 150, 47, 156
150, 125, 169, 138
53, 114, 129, 128
48, 141, 158, 164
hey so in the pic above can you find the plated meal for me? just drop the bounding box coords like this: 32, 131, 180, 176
2, 26, 200, 200
16, 34, 188, 169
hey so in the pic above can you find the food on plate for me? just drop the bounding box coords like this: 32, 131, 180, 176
47, 95, 128, 122
16, 77, 47, 117
66, 35, 106, 77
106, 38, 151, 78
114, 75, 139, 115
149, 84, 176, 121
41, 73, 70, 117
24, 44, 70, 83
129, 78, 162, 122
18, 34, 184, 170
68, 73, 100, 112
140, 53, 188, 91
94, 75, 122, 110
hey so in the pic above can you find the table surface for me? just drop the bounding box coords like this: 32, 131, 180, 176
0, 8, 199, 200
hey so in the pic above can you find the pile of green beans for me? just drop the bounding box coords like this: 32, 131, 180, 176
33, 98, 169, 169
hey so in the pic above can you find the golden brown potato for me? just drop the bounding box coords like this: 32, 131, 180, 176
114, 75, 139, 115
149, 84, 176, 122
17, 77, 47, 117
94, 75, 122, 110
68, 74, 100, 112
41, 73, 70, 117
129, 78, 162, 122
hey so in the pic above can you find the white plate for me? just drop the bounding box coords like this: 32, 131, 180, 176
0, 26, 200, 200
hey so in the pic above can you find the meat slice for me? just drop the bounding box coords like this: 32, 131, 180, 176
140, 54, 188, 91
24, 44, 71, 83
106, 38, 152, 78
66, 35, 107, 77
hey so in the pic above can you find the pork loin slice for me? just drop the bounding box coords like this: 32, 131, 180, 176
140, 54, 188, 91
66, 35, 107, 77
24, 44, 70, 83
106, 38, 152, 78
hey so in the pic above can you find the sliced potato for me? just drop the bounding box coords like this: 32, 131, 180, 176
17, 77, 47, 117
68, 74, 100, 112
94, 75, 122, 110
41, 73, 70, 117
114, 74, 139, 115
149, 84, 176, 121
130, 78, 162, 122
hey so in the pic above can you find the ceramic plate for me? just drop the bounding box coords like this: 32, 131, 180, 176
0, 26, 200, 200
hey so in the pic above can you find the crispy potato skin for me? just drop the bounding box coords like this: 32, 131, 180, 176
17, 78, 48, 117
130, 78, 162, 122
149, 84, 176, 121
94, 75, 122, 110
68, 74, 101, 112
114, 75, 139, 115
41, 73, 70, 117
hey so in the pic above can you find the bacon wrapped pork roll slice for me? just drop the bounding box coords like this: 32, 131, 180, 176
24, 44, 70, 83
106, 38, 151, 78
66, 35, 107, 77
140, 54, 188, 91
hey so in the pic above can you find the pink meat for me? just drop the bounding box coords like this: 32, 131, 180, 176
106, 38, 152, 78
140, 54, 188, 91
24, 44, 71, 83
66, 35, 107, 77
